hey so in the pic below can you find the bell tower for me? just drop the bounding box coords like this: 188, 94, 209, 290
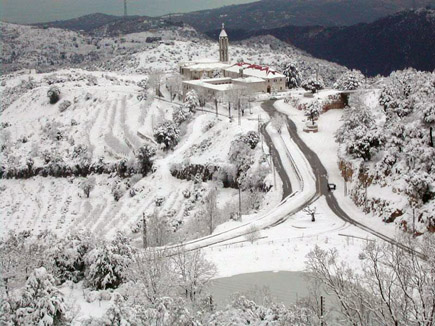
219, 23, 229, 63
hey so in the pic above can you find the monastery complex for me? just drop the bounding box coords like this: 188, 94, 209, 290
180, 24, 286, 99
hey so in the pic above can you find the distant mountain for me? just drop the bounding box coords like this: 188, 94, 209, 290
214, 9, 435, 76
173, 0, 435, 32
33, 13, 128, 32
32, 13, 185, 37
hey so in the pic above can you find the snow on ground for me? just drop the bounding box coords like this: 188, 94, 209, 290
0, 69, 280, 243
274, 91, 398, 238
205, 195, 372, 277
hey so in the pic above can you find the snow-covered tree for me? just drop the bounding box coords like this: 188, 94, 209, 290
239, 131, 260, 149
148, 70, 163, 96
47, 86, 60, 104
333, 70, 364, 91
307, 235, 435, 326
127, 249, 174, 304
136, 145, 156, 176
171, 248, 216, 303
80, 176, 96, 198
301, 75, 325, 93
173, 106, 193, 125
84, 233, 133, 290
48, 232, 95, 284
166, 74, 182, 101
206, 295, 313, 326
153, 121, 180, 150
283, 62, 302, 88
305, 100, 322, 124
15, 267, 67, 326
204, 187, 218, 234
184, 90, 200, 112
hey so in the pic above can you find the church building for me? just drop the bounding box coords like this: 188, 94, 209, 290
181, 24, 286, 99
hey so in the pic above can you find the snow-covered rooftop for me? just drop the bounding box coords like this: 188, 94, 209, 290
183, 77, 241, 91
233, 77, 266, 83
225, 63, 285, 79
179, 60, 231, 71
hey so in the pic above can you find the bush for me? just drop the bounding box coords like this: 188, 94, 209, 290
136, 145, 156, 176
47, 86, 61, 104
153, 121, 180, 150
301, 75, 325, 93
334, 70, 364, 91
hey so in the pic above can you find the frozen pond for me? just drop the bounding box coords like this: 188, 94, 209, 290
208, 271, 326, 307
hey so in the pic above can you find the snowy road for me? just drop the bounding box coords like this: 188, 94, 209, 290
261, 100, 424, 258
163, 99, 422, 259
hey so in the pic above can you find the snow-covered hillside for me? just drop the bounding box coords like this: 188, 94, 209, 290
0, 22, 198, 74
0, 68, 281, 243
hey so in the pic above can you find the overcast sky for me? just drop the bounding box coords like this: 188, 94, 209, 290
1, 0, 258, 24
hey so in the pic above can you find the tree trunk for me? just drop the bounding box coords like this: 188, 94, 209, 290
430, 126, 433, 147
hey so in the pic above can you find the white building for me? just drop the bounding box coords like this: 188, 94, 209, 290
181, 24, 286, 99
224, 62, 286, 93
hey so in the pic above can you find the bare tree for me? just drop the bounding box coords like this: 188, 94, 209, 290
166, 74, 182, 102
225, 86, 246, 123
127, 248, 173, 305
245, 225, 261, 243
303, 206, 317, 222
147, 209, 167, 247
171, 247, 216, 303
196, 87, 210, 107
148, 69, 163, 97
306, 235, 435, 326
204, 187, 218, 235
80, 176, 96, 198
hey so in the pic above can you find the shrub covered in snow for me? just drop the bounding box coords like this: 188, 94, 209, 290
80, 176, 96, 198
334, 70, 365, 91
136, 145, 156, 176
173, 106, 193, 126
47, 86, 61, 104
153, 121, 180, 150
3, 267, 68, 326
305, 100, 322, 124
301, 75, 325, 93
239, 131, 260, 149
337, 69, 435, 231
84, 232, 133, 290
184, 90, 199, 113
48, 232, 95, 283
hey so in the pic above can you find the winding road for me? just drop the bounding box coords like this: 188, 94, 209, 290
261, 100, 424, 258
162, 98, 422, 259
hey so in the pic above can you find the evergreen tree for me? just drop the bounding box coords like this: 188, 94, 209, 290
84, 233, 133, 290
16, 267, 67, 326
334, 70, 364, 91
283, 63, 302, 88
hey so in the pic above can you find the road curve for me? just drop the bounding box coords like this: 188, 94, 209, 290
261, 100, 424, 259
260, 123, 292, 200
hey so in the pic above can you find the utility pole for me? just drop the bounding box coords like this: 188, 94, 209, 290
215, 98, 218, 117
142, 212, 147, 249
413, 207, 416, 234
238, 186, 242, 220
272, 157, 276, 188
229, 102, 232, 122
124, 0, 128, 17
320, 296, 325, 326
238, 98, 241, 126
